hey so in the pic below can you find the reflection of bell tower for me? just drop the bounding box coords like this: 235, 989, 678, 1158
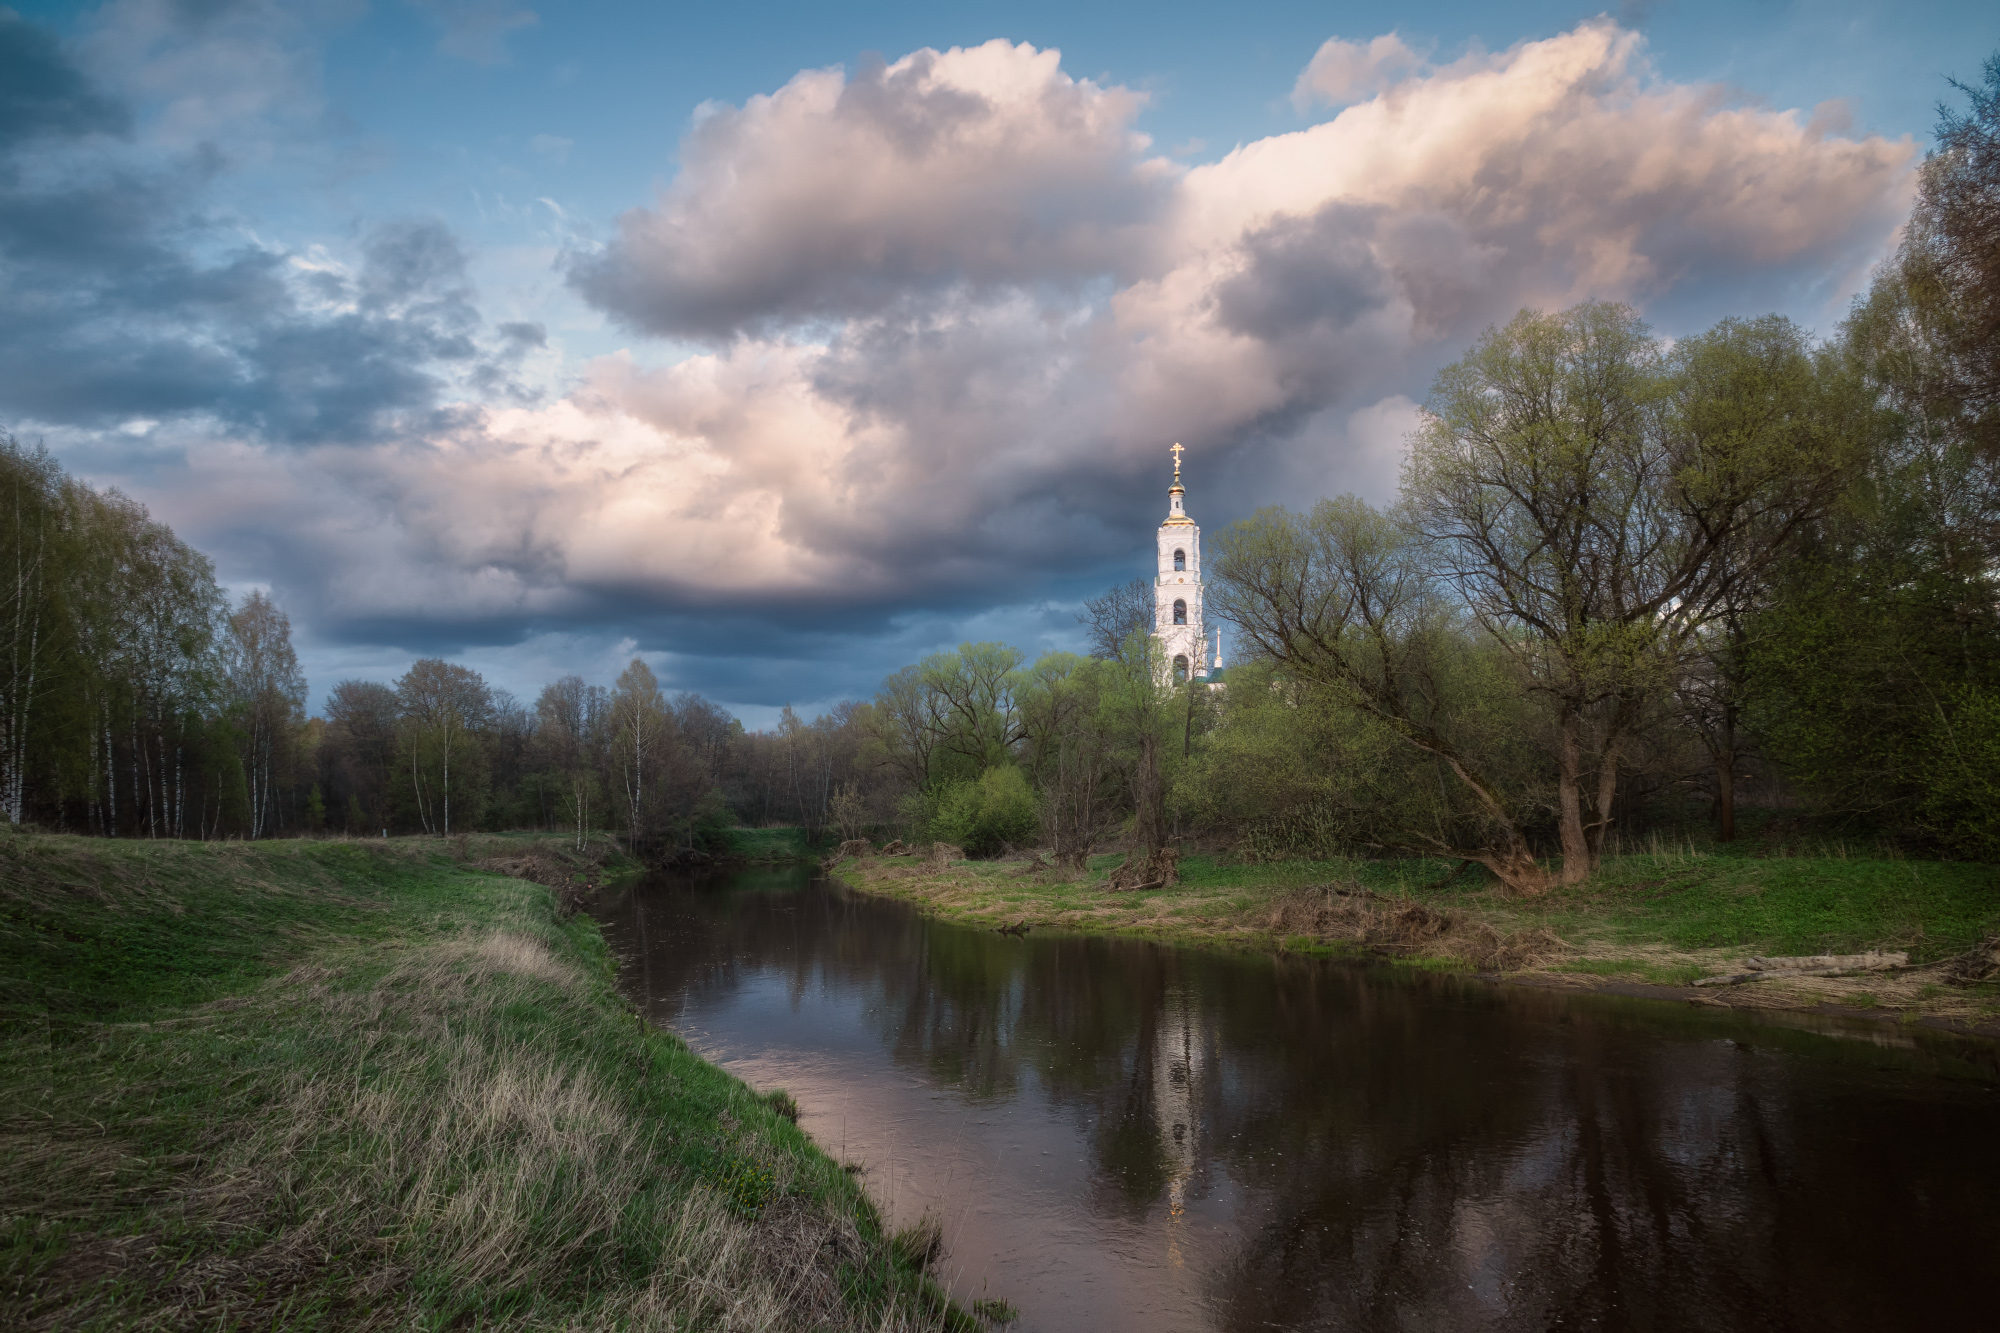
1155, 444, 1206, 683
1153, 989, 1202, 1217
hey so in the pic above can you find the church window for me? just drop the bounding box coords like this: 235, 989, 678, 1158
1173, 549, 1186, 571
1173, 654, 1190, 680
1173, 599, 1187, 625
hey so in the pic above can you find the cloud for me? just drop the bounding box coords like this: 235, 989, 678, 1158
1, 11, 131, 141
408, 0, 538, 67
8, 21, 1922, 713
567, 40, 1174, 338
75, 0, 343, 154
0, 12, 536, 444
1291, 33, 1422, 110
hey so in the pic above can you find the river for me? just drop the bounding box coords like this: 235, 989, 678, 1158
586, 864, 1999, 1331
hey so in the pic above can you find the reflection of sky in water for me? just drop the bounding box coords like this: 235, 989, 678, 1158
592, 869, 2000, 1333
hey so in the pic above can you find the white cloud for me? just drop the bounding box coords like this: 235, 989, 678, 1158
1291, 33, 1423, 111
570, 40, 1176, 336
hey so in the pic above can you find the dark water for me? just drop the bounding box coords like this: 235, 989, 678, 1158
587, 866, 2000, 1331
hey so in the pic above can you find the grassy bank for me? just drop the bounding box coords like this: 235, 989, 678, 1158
723, 827, 820, 863
832, 843, 2000, 1031
1, 830, 962, 1331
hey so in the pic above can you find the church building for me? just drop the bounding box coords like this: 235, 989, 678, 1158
1155, 443, 1219, 682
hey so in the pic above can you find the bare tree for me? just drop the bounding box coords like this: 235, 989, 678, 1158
1080, 578, 1151, 662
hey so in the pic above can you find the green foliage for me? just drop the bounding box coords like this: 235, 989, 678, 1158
927, 765, 1041, 857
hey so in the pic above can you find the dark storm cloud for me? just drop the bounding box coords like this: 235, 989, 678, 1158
1213, 203, 1394, 340
0, 15, 525, 445
0, 10, 130, 141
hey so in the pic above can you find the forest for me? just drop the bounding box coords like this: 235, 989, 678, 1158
2, 60, 1994, 878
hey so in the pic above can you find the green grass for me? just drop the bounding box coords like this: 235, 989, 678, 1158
724, 826, 821, 862
842, 841, 2000, 998
1161, 848, 2000, 964
0, 829, 961, 1331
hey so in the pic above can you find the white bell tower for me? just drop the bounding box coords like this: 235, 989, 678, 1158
1155, 443, 1206, 682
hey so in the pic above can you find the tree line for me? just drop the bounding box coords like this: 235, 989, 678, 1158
0, 441, 882, 848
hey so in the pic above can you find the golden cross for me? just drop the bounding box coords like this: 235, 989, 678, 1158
1170, 442, 1184, 474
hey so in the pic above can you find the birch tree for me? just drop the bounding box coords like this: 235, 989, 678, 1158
226, 591, 305, 839
609, 658, 669, 850
0, 434, 60, 825
395, 659, 491, 836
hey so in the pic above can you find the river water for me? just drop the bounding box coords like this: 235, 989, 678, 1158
587, 865, 1999, 1331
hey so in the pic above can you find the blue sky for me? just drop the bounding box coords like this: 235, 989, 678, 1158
5, 1, 1996, 723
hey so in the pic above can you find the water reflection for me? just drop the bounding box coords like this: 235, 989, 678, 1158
589, 866, 1999, 1331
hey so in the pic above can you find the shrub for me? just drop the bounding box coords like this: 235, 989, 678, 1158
928, 766, 1040, 857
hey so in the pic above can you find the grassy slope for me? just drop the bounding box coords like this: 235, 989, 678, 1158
1, 831, 960, 1332
835, 845, 2000, 1025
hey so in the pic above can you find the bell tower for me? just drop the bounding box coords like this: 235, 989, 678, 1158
1155, 443, 1206, 682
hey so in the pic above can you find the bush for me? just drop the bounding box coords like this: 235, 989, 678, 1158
927, 765, 1040, 857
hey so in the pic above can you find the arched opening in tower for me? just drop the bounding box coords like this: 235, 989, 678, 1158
1173, 599, 1187, 625
1173, 548, 1185, 571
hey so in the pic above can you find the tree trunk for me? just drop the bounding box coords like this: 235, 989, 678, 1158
1556, 708, 1592, 884
1714, 706, 1737, 843
1469, 836, 1550, 896
1589, 735, 1621, 858
1133, 731, 1166, 853
442, 717, 452, 838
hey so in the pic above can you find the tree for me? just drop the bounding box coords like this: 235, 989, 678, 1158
1661, 318, 1867, 839
1211, 497, 1556, 889
536, 674, 607, 851
1017, 652, 1118, 868
1080, 578, 1151, 662
609, 658, 671, 849
920, 642, 1024, 776
395, 659, 491, 836
322, 680, 399, 833
1406, 304, 1856, 882
226, 591, 305, 839
1101, 630, 1173, 854
0, 433, 61, 825
1899, 52, 2000, 459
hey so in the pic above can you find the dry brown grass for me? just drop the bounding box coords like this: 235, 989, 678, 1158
1266, 883, 1570, 971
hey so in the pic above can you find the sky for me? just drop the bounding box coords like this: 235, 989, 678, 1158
4, 0, 1996, 726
